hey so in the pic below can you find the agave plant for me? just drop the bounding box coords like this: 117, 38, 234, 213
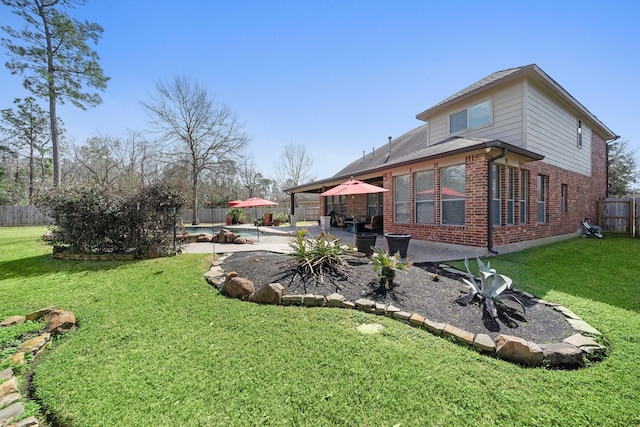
456, 257, 526, 319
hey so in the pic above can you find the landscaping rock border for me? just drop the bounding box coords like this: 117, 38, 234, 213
207, 255, 607, 369
0, 307, 77, 427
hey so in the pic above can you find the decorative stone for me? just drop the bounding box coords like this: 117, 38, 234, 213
0, 391, 20, 408
567, 319, 602, 336
356, 323, 384, 335
18, 333, 50, 355
422, 319, 446, 335
326, 293, 346, 307
443, 324, 475, 345
0, 377, 19, 397
374, 303, 386, 315
0, 316, 25, 327
409, 313, 426, 327
281, 294, 304, 305
385, 305, 401, 315
495, 334, 544, 366
354, 299, 375, 309
554, 306, 582, 320
473, 334, 496, 353
540, 342, 584, 369
0, 368, 12, 381
340, 301, 356, 309
2, 352, 25, 366
221, 276, 255, 300
44, 310, 77, 335
563, 333, 600, 348
0, 402, 24, 424
196, 233, 214, 242
249, 283, 284, 305
392, 311, 411, 321
13, 416, 40, 427
25, 306, 56, 321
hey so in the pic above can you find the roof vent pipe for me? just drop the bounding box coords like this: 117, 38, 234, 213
384, 136, 392, 163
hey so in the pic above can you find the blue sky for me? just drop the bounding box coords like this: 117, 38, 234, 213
2, 0, 639, 181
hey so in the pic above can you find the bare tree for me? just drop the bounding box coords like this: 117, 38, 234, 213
141, 76, 249, 224
273, 142, 315, 191
2, 0, 110, 186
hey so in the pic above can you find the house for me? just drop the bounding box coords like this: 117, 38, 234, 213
285, 64, 617, 252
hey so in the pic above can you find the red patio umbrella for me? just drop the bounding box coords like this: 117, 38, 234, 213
320, 178, 388, 233
227, 199, 243, 206
233, 197, 278, 240
320, 177, 389, 197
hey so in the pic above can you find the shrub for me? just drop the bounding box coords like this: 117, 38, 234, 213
370, 246, 413, 289
35, 181, 185, 256
286, 229, 350, 291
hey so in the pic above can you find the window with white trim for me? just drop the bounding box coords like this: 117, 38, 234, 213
507, 168, 515, 225
561, 184, 568, 213
394, 174, 410, 223
520, 170, 528, 224
440, 164, 466, 225
415, 170, 435, 224
537, 175, 547, 223
491, 164, 501, 226
577, 120, 583, 148
450, 100, 491, 134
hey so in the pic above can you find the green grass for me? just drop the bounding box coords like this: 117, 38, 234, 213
1, 227, 639, 426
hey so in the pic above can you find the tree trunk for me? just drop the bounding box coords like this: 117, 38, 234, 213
191, 168, 199, 225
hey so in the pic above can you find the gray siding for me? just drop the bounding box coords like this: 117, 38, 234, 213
427, 81, 525, 147
525, 81, 591, 176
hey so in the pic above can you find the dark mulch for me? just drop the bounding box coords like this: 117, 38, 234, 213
221, 251, 576, 343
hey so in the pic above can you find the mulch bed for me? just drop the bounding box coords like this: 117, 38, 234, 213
221, 251, 576, 343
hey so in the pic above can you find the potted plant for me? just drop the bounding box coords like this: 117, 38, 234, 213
226, 207, 245, 224
273, 212, 288, 227
355, 232, 377, 256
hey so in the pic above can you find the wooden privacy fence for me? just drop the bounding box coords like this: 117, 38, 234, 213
598, 198, 638, 237
0, 206, 53, 226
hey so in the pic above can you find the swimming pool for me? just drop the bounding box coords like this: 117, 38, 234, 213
184, 226, 256, 238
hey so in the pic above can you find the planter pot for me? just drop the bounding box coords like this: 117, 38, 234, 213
225, 217, 233, 225
355, 232, 378, 256
384, 233, 412, 258
273, 219, 281, 226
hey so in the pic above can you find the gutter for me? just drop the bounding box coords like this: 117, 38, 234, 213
487, 147, 508, 254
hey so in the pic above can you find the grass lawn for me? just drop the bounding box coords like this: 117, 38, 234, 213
1, 226, 639, 426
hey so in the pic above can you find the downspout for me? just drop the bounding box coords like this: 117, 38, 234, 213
487, 147, 508, 254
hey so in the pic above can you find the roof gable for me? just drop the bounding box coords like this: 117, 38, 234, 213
416, 64, 615, 140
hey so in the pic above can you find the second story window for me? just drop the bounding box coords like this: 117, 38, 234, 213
577, 120, 583, 148
450, 100, 491, 134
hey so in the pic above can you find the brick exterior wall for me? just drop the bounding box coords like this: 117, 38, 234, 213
376, 132, 608, 248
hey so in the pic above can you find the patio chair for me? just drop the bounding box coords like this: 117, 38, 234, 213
363, 215, 383, 233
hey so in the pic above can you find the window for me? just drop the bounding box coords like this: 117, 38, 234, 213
440, 164, 466, 225
577, 120, 583, 148
415, 170, 435, 224
394, 174, 410, 223
450, 100, 491, 133
537, 175, 547, 223
368, 193, 383, 217
561, 184, 568, 213
507, 168, 515, 225
491, 164, 501, 226
520, 170, 528, 224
